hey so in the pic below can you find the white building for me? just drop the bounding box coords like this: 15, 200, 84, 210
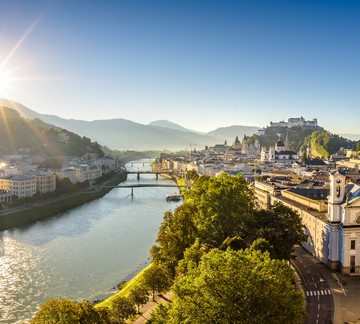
269, 117, 318, 128
76, 165, 102, 183
260, 140, 298, 164
0, 174, 37, 198
51, 168, 78, 184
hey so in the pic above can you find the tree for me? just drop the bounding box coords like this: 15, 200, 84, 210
152, 248, 307, 324
151, 203, 198, 274
110, 296, 136, 323
184, 173, 256, 247
141, 264, 171, 300
253, 202, 307, 260
176, 239, 207, 275
129, 285, 149, 313
185, 170, 199, 181
31, 298, 110, 323
249, 237, 276, 259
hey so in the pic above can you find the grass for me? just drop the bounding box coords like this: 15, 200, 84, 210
95, 263, 152, 309
177, 178, 187, 195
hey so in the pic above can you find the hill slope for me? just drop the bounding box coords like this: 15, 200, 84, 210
0, 106, 103, 157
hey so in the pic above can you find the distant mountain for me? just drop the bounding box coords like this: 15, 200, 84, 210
148, 120, 193, 132
0, 99, 262, 151
340, 133, 360, 141
207, 125, 260, 143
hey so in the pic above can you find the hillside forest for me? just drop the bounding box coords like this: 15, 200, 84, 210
0, 106, 103, 157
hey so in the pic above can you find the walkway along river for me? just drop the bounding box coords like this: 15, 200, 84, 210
0, 160, 181, 323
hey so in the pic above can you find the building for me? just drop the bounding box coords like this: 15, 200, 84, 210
254, 171, 360, 274
241, 136, 260, 155
269, 117, 318, 129
0, 190, 12, 203
208, 141, 228, 153
0, 174, 37, 198
22, 170, 56, 194
50, 168, 78, 184
260, 140, 298, 164
76, 165, 102, 183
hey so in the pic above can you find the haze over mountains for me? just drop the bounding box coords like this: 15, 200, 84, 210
0, 99, 260, 151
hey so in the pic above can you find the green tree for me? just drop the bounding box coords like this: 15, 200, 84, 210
110, 296, 136, 323
184, 173, 256, 247
147, 304, 171, 324
185, 170, 199, 181
150, 203, 198, 274
249, 237, 276, 259
176, 239, 207, 275
129, 285, 149, 313
253, 202, 307, 260
31, 298, 110, 324
141, 264, 171, 301
152, 248, 306, 324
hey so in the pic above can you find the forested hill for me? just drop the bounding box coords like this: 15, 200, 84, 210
0, 106, 103, 157
302, 131, 358, 158
245, 125, 358, 157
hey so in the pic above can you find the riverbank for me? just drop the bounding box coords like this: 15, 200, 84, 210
0, 172, 126, 231
95, 263, 153, 309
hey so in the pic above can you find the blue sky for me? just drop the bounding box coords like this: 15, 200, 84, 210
0, 0, 359, 134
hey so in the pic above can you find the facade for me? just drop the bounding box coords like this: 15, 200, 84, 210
241, 136, 260, 155
76, 165, 102, 183
0, 190, 12, 203
0, 174, 37, 198
51, 168, 78, 184
96, 157, 117, 173
22, 170, 56, 194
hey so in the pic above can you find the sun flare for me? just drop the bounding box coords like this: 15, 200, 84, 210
0, 68, 10, 95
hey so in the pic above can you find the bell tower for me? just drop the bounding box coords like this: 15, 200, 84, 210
328, 171, 346, 222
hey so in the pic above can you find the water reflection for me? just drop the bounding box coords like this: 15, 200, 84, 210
0, 160, 180, 323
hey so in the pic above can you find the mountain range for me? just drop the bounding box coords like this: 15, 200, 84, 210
0, 99, 260, 151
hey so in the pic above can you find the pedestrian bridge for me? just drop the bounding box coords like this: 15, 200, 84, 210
125, 171, 173, 180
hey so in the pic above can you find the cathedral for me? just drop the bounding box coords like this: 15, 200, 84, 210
228, 136, 260, 156
260, 140, 298, 164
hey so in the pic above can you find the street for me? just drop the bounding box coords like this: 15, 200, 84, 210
292, 246, 334, 324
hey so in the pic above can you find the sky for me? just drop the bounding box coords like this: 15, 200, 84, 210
0, 0, 359, 134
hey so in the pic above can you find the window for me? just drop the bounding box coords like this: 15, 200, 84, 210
351, 240, 356, 250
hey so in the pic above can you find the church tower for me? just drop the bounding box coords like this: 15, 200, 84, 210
328, 170, 346, 221
327, 170, 346, 270
285, 131, 290, 150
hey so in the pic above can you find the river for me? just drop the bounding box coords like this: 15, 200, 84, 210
0, 160, 181, 323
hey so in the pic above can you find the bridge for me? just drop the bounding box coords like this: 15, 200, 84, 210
103, 183, 189, 196
125, 171, 173, 180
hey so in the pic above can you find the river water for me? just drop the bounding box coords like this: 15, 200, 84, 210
0, 160, 181, 323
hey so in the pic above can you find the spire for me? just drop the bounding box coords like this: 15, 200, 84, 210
285, 130, 290, 150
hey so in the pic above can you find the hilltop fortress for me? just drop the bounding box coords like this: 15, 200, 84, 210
258, 116, 320, 136
270, 117, 318, 128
